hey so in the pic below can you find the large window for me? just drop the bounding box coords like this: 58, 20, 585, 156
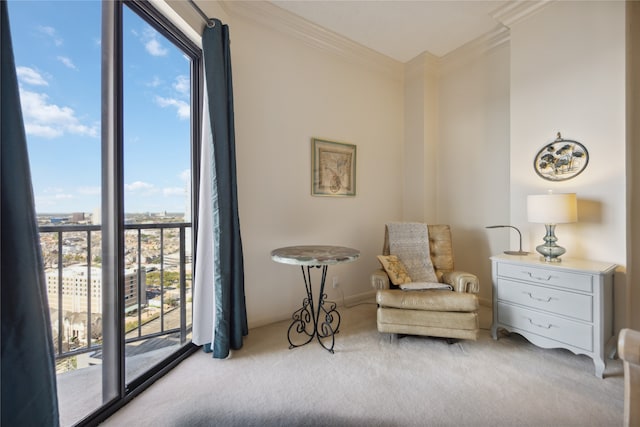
122, 3, 194, 386
8, 1, 201, 425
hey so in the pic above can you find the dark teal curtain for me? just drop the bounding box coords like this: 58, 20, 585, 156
1, 2, 60, 425
202, 19, 248, 359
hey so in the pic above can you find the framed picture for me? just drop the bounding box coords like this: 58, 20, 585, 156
533, 133, 589, 181
311, 138, 356, 197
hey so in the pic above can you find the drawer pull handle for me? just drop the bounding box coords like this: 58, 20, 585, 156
523, 292, 553, 303
527, 318, 555, 329
525, 271, 553, 281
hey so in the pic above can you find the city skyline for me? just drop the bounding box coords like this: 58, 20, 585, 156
8, 1, 192, 215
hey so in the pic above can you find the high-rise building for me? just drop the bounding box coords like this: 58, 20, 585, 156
45, 265, 146, 315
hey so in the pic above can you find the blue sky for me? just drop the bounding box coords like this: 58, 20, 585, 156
8, 1, 192, 215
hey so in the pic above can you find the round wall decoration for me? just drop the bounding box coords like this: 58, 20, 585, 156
533, 133, 589, 181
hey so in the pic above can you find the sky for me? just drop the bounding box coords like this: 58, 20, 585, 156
7, 1, 192, 215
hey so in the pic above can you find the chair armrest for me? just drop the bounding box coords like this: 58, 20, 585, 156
371, 269, 391, 290
441, 271, 479, 294
619, 328, 640, 366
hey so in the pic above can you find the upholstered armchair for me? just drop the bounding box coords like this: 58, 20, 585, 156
371, 224, 480, 341
619, 328, 640, 427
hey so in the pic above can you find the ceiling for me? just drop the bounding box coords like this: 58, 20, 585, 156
269, 0, 512, 62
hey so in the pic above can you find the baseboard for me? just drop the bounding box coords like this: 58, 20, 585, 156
333, 289, 377, 307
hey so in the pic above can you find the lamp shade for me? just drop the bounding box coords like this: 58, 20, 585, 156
527, 193, 577, 224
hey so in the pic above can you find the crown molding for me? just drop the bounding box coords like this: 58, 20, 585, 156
439, 25, 510, 73
222, 1, 403, 79
490, 0, 554, 28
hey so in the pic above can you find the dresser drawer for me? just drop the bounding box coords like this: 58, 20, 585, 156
497, 302, 593, 351
497, 262, 593, 293
497, 279, 593, 321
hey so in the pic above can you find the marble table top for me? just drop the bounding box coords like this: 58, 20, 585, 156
271, 245, 360, 266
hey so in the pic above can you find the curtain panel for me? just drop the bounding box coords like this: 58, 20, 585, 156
1, 2, 60, 424
192, 19, 248, 359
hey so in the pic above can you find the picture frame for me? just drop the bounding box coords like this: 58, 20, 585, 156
311, 138, 357, 197
533, 133, 589, 182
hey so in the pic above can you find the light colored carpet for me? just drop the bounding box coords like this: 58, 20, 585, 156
103, 302, 624, 426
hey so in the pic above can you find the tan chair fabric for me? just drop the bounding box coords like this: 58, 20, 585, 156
373, 224, 480, 341
377, 289, 478, 312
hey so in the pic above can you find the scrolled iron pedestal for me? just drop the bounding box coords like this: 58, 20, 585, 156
271, 245, 358, 353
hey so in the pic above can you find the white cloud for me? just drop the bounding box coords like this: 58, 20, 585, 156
147, 76, 163, 87
146, 38, 168, 56
17, 67, 48, 86
19, 89, 99, 139
155, 96, 190, 120
163, 187, 185, 197
78, 186, 101, 195
173, 75, 189, 96
38, 25, 56, 36
141, 28, 168, 57
44, 187, 65, 194
57, 56, 77, 70
36, 188, 74, 205
25, 123, 62, 139
179, 169, 190, 182
66, 123, 98, 135
38, 25, 63, 46
125, 181, 155, 192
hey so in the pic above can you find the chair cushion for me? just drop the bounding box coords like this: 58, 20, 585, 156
399, 281, 453, 291
377, 308, 478, 332
376, 289, 478, 312
377, 255, 412, 285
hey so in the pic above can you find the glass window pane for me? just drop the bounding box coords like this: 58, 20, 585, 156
122, 5, 192, 385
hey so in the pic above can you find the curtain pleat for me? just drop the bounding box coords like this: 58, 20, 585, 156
192, 79, 217, 348
1, 2, 60, 424
193, 19, 247, 359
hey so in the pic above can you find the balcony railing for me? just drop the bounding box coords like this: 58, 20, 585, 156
38, 222, 192, 367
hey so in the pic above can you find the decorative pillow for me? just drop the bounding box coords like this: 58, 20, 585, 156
399, 282, 453, 291
377, 255, 412, 285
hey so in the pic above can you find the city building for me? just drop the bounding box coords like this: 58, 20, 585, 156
45, 265, 147, 315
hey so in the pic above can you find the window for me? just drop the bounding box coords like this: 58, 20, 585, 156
8, 1, 201, 425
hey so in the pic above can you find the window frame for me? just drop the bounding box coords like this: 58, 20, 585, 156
90, 1, 202, 424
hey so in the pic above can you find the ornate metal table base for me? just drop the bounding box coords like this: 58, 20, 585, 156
287, 265, 341, 353
270, 245, 359, 353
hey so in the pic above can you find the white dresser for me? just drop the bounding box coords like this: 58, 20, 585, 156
490, 254, 616, 378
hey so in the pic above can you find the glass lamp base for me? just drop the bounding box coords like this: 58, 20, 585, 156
536, 224, 566, 262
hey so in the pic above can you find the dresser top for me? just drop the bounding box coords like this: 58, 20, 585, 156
490, 253, 616, 275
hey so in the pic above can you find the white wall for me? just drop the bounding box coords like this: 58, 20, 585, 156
437, 35, 511, 306
165, 0, 636, 331
226, 7, 404, 327
509, 1, 628, 328
403, 54, 439, 223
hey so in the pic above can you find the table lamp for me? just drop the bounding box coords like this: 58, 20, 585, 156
527, 192, 577, 262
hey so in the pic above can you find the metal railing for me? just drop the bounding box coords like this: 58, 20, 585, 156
38, 222, 192, 362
